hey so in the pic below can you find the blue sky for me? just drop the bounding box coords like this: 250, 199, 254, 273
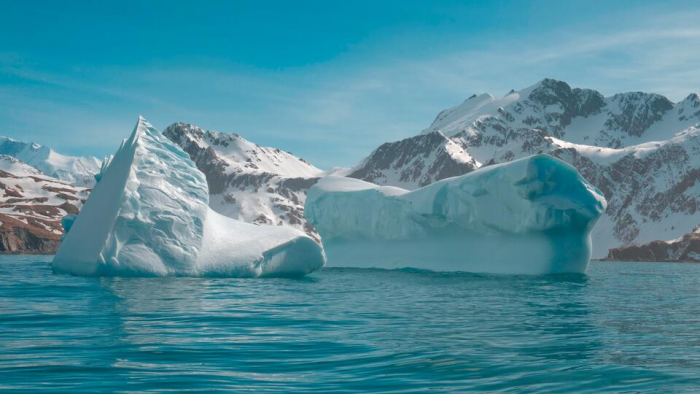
2, 0, 700, 168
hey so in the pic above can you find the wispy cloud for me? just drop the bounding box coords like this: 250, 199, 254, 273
1, 7, 699, 168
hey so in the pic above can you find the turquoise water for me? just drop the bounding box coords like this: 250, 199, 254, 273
1, 256, 700, 392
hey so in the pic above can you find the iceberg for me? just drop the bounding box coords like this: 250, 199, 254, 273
52, 117, 325, 277
305, 155, 606, 275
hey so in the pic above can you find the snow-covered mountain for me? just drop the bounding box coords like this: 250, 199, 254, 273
163, 123, 324, 241
423, 79, 699, 149
349, 132, 478, 189
0, 137, 101, 186
349, 79, 700, 258
0, 155, 88, 253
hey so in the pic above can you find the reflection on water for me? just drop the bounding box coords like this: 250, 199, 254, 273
1, 256, 700, 392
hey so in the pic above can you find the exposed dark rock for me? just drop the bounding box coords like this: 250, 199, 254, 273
349, 132, 478, 188
0, 214, 61, 254
163, 122, 323, 242
604, 93, 674, 137
0, 159, 89, 254
606, 230, 700, 262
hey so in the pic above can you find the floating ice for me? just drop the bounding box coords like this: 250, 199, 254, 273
305, 155, 606, 275
52, 117, 325, 277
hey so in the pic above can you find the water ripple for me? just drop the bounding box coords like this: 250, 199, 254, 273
1, 256, 700, 392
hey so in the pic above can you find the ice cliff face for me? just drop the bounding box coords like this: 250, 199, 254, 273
163, 122, 324, 241
307, 155, 606, 275
0, 155, 88, 253
349, 79, 700, 258
53, 117, 325, 277
0, 137, 101, 186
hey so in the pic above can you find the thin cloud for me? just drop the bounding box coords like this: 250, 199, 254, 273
1, 7, 699, 168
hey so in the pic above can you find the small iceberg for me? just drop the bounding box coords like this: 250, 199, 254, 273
305, 155, 606, 275
52, 117, 325, 277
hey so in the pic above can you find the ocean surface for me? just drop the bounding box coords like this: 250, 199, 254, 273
1, 256, 700, 392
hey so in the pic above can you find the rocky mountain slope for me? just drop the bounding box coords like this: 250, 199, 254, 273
349, 132, 478, 189
163, 123, 324, 241
349, 79, 700, 258
0, 155, 88, 253
606, 228, 700, 262
0, 137, 101, 187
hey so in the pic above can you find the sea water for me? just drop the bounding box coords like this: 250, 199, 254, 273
1, 255, 700, 392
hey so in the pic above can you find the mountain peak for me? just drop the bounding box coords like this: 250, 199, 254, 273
539, 77, 566, 86
473, 93, 495, 101
163, 121, 325, 242
528, 78, 572, 93
682, 93, 699, 104
163, 122, 322, 179
0, 135, 100, 185
526, 77, 570, 91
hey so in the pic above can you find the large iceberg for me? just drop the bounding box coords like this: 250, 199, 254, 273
305, 155, 606, 275
52, 117, 325, 277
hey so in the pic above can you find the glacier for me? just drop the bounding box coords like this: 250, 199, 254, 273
305, 155, 606, 275
52, 117, 325, 277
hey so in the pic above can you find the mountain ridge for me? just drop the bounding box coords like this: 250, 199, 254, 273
350, 78, 700, 258
0, 136, 101, 186
163, 122, 323, 241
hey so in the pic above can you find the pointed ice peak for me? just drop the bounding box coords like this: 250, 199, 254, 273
135, 115, 155, 135
53, 116, 325, 277
129, 116, 168, 150
136, 115, 152, 129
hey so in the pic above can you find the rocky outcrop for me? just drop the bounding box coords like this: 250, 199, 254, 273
163, 123, 324, 242
0, 214, 61, 253
605, 230, 700, 262
604, 92, 674, 138
349, 132, 478, 188
0, 155, 88, 254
